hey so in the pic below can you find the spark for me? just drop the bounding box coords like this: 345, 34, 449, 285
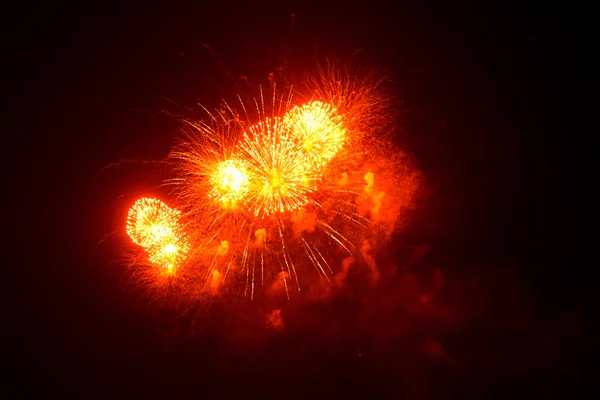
318, 220, 354, 255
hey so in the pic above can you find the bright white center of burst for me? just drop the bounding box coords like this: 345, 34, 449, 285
149, 223, 171, 240
220, 165, 246, 192
164, 243, 177, 254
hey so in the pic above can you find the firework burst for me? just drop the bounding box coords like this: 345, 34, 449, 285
126, 198, 189, 271
209, 158, 250, 208
239, 116, 320, 217
283, 101, 346, 169
120, 62, 418, 302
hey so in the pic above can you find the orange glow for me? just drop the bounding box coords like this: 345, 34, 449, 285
268, 309, 284, 329
217, 240, 229, 255
210, 269, 223, 293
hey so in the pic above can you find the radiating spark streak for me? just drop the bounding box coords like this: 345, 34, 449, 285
241, 225, 254, 296
207, 252, 219, 279
199, 104, 217, 122
272, 83, 276, 116
89, 229, 119, 260
281, 251, 291, 278
313, 244, 333, 275
253, 97, 261, 122
237, 93, 249, 122
260, 85, 265, 120
277, 253, 289, 300
333, 211, 368, 228
251, 252, 255, 300
323, 232, 352, 255
308, 199, 325, 210
96, 159, 166, 177
215, 108, 228, 124
277, 92, 286, 116
325, 188, 362, 196
302, 242, 323, 278
187, 244, 203, 261
245, 251, 255, 298
287, 252, 300, 290
318, 220, 355, 249
335, 199, 359, 208
301, 237, 328, 280
208, 212, 225, 231
201, 229, 221, 252
224, 255, 234, 279
348, 210, 373, 225
242, 233, 251, 271
286, 86, 294, 112
261, 236, 265, 285
181, 119, 220, 147
223, 100, 239, 124
245, 256, 250, 297
318, 220, 354, 255
307, 240, 329, 280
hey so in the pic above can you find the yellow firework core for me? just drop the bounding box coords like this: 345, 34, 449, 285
126, 198, 189, 270
239, 117, 319, 217
147, 238, 188, 271
209, 159, 250, 207
283, 101, 346, 169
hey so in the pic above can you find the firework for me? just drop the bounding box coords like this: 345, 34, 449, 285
239, 116, 320, 217
169, 116, 245, 215
209, 158, 250, 208
120, 63, 418, 302
282, 101, 346, 169
302, 60, 392, 154
126, 198, 189, 271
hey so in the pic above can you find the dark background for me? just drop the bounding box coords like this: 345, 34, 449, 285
7, 1, 581, 398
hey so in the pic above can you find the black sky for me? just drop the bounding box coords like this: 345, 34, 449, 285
7, 2, 581, 398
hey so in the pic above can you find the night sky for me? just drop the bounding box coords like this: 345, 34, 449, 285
8, 2, 581, 398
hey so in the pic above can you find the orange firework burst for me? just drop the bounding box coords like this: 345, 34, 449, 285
126, 198, 189, 271
303, 60, 392, 153
169, 117, 246, 215
283, 100, 346, 169
209, 158, 250, 207
239, 116, 320, 217
119, 62, 419, 302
